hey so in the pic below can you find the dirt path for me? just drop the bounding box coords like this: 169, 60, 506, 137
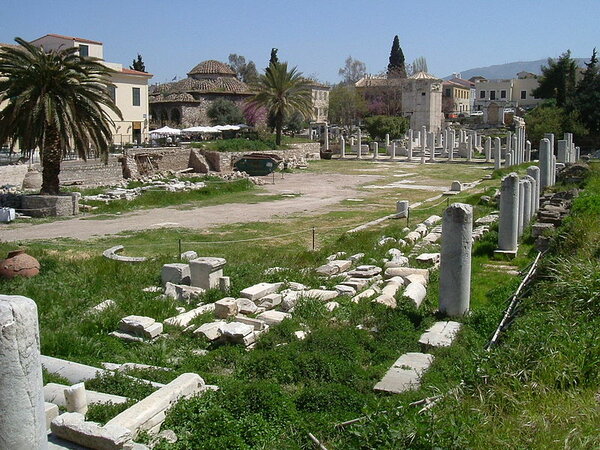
1, 172, 379, 242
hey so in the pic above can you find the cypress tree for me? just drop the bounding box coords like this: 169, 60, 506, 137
387, 35, 406, 78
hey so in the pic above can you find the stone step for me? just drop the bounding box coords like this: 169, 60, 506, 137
374, 352, 434, 394
418, 321, 462, 348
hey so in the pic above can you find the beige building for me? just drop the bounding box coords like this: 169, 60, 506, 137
308, 81, 330, 123
473, 71, 542, 115
355, 71, 443, 132
29, 34, 153, 145
442, 79, 472, 116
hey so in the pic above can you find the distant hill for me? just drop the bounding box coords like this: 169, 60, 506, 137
446, 58, 587, 80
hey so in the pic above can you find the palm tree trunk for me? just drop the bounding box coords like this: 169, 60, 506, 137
40, 126, 62, 195
275, 112, 284, 146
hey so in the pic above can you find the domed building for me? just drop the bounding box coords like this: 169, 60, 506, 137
149, 60, 252, 128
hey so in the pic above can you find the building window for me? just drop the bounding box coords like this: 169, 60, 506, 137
445, 88, 451, 96
132, 87, 141, 106
78, 44, 89, 57
500, 90, 507, 99
107, 85, 116, 102
521, 90, 527, 99
490, 91, 496, 100
480, 90, 486, 99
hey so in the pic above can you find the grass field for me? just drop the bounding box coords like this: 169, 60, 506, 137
1, 159, 598, 448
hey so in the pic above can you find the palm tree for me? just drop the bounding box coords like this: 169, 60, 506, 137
0, 37, 122, 195
249, 62, 312, 146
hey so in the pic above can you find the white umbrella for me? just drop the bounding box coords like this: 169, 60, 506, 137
182, 126, 222, 133
150, 126, 181, 136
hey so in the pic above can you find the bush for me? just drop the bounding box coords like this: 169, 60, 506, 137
363, 115, 409, 141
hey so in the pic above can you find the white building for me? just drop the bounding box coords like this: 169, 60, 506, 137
473, 71, 542, 114
30, 34, 153, 145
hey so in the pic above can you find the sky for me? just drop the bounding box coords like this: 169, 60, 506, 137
1, 0, 599, 84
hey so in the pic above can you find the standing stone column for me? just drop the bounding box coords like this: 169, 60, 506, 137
522, 176, 533, 228
539, 138, 552, 191
324, 125, 329, 151
575, 146, 580, 161
420, 130, 427, 164
511, 135, 518, 164
340, 136, 346, 158
391, 141, 396, 160
506, 152, 513, 167
494, 137, 501, 170
484, 137, 492, 162
551, 154, 557, 186
498, 173, 520, 252
443, 128, 449, 156
525, 140, 531, 162
0, 295, 47, 449
466, 135, 473, 161
407, 129, 413, 161
396, 200, 409, 218
429, 132, 436, 162
506, 131, 512, 155
357, 128, 362, 159
557, 140, 567, 163
372, 142, 378, 160
448, 130, 455, 161
385, 133, 390, 149
439, 203, 473, 317
517, 179, 526, 237
526, 165, 540, 214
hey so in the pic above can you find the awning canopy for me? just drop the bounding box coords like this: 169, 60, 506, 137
149, 126, 181, 136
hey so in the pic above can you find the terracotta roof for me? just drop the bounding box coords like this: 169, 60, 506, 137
355, 76, 404, 88
32, 33, 103, 45
443, 79, 472, 89
150, 92, 199, 103
121, 68, 153, 77
448, 77, 475, 88
150, 75, 251, 100
187, 60, 236, 77
0, 42, 20, 50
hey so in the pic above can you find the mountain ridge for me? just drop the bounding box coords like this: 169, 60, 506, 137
445, 58, 587, 81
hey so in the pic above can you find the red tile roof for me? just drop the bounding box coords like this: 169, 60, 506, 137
33, 34, 103, 45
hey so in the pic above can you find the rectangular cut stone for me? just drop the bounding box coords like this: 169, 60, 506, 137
161, 263, 190, 286
189, 257, 226, 290
51, 412, 132, 450
119, 315, 155, 334
106, 373, 204, 437
374, 353, 434, 394
164, 303, 215, 327
41, 356, 104, 384
219, 322, 254, 341
90, 299, 116, 313
384, 267, 429, 283
256, 310, 292, 326
341, 278, 369, 290
240, 282, 283, 301
351, 288, 377, 303
214, 297, 239, 319
418, 321, 462, 348
303, 289, 339, 301
164, 282, 205, 302
44, 383, 128, 407
329, 260, 352, 272
315, 263, 339, 276
347, 265, 382, 278
194, 321, 224, 341
45, 402, 59, 430
234, 315, 267, 331
256, 293, 282, 307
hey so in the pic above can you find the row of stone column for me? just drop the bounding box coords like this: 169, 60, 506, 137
498, 167, 541, 252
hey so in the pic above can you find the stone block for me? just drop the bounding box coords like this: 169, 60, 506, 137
180, 251, 198, 261
235, 298, 258, 315
423, 215, 442, 226
256, 310, 292, 326
161, 263, 190, 286
44, 383, 128, 408
405, 273, 428, 287
106, 373, 204, 437
214, 297, 239, 319
189, 257, 226, 290
164, 282, 204, 302
334, 284, 356, 296
351, 288, 377, 303
340, 277, 369, 290
348, 253, 365, 262
240, 282, 283, 301
51, 412, 133, 450
372, 294, 396, 308
347, 265, 382, 278
402, 282, 427, 308
404, 231, 421, 244
164, 303, 215, 328
418, 321, 462, 348
315, 263, 339, 276
41, 355, 103, 384
64, 382, 88, 414
303, 289, 339, 301
384, 257, 409, 268
219, 322, 254, 342
384, 267, 430, 283
374, 352, 434, 394
234, 315, 267, 331
325, 301, 340, 311
256, 293, 282, 307
119, 316, 162, 339
194, 321, 224, 341
90, 299, 116, 313
416, 253, 440, 266
45, 402, 59, 430
219, 276, 231, 292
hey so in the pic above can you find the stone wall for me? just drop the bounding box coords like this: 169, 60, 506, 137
56, 157, 124, 187
0, 164, 29, 188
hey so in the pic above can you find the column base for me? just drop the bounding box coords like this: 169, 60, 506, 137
494, 248, 518, 260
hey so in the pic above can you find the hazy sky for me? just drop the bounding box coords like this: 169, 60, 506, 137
1, 0, 598, 84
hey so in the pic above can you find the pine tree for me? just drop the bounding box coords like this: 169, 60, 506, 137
387, 35, 406, 78
575, 48, 600, 133
269, 48, 279, 66
130, 53, 146, 72
533, 51, 577, 109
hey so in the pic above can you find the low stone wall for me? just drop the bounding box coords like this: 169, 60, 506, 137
56, 157, 124, 187
20, 193, 80, 217
197, 142, 321, 171
0, 164, 29, 188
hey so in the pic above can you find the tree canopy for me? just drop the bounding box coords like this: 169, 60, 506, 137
575, 48, 600, 133
338, 56, 366, 85
409, 56, 428, 75
328, 84, 367, 129
249, 61, 312, 145
228, 53, 259, 84
387, 35, 407, 78
0, 37, 121, 195
207, 99, 244, 125
130, 53, 146, 72
533, 51, 578, 108
363, 115, 409, 141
